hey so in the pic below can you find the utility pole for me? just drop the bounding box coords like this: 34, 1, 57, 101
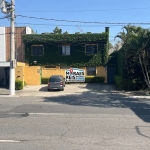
0, 0, 16, 95
9, 0, 15, 95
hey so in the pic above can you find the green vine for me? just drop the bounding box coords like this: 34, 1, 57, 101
23, 33, 109, 67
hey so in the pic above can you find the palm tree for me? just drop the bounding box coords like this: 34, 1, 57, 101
115, 25, 150, 89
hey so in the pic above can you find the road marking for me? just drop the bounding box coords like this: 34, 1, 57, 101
8, 112, 74, 116
0, 140, 20, 143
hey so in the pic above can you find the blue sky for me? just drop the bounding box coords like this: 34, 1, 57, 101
1, 0, 150, 45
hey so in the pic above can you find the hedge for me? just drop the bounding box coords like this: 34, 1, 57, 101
114, 76, 123, 90
85, 76, 105, 83
41, 76, 105, 84
15, 80, 23, 90
42, 78, 49, 84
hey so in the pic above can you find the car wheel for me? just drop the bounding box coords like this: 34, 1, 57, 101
62, 88, 64, 91
48, 89, 50, 91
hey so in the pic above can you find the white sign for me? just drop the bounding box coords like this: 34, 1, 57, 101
12, 59, 16, 68
65, 68, 85, 82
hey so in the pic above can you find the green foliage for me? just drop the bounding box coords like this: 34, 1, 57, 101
15, 80, 23, 90
107, 51, 117, 65
22, 33, 108, 43
123, 79, 136, 91
114, 76, 123, 90
23, 33, 109, 67
117, 49, 124, 76
42, 78, 49, 84
26, 44, 104, 67
114, 76, 136, 91
85, 76, 105, 83
42, 76, 105, 84
115, 25, 150, 90
53, 27, 62, 34
102, 42, 109, 65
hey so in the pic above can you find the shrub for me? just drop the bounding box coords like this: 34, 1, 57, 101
85, 76, 105, 83
15, 80, 23, 90
42, 78, 49, 84
114, 76, 123, 90
114, 76, 136, 91
42, 76, 105, 84
123, 79, 136, 91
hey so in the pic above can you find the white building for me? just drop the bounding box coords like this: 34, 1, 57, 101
0, 26, 32, 86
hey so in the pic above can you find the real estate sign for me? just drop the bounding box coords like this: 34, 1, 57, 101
65, 68, 85, 82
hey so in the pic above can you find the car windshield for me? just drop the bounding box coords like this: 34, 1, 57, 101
49, 77, 61, 82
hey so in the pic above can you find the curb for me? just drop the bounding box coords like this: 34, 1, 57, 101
0, 95, 19, 97
129, 96, 150, 99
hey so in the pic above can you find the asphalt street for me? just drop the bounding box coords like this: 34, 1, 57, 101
0, 84, 150, 150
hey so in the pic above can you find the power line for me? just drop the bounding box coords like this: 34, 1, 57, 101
15, 22, 125, 27
16, 14, 150, 25
0, 16, 7, 19
15, 6, 150, 13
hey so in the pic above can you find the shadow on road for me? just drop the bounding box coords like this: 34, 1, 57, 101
42, 83, 150, 123
0, 86, 9, 95
39, 85, 62, 92
39, 86, 48, 92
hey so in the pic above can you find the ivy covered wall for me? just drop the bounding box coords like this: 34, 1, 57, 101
23, 32, 109, 67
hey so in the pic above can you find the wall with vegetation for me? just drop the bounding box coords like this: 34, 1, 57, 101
22, 33, 109, 67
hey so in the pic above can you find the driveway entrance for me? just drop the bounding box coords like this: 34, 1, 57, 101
15, 83, 117, 97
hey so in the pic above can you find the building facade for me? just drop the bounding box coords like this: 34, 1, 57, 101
0, 26, 31, 86
22, 27, 109, 84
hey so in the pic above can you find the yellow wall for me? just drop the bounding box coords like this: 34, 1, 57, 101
16, 65, 107, 85
42, 66, 66, 78
96, 66, 107, 83
15, 66, 24, 86
24, 66, 41, 85
17, 62, 25, 67
15, 62, 26, 86
42, 66, 107, 83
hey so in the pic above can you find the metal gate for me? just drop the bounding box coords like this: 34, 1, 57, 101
107, 65, 116, 84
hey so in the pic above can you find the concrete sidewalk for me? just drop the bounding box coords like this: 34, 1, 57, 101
0, 84, 150, 99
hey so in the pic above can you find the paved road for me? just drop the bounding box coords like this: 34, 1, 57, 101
0, 84, 150, 150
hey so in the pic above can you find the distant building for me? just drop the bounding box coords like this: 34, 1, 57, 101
109, 41, 123, 55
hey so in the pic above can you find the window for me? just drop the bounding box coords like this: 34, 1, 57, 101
85, 44, 98, 55
86, 66, 96, 76
60, 66, 69, 69
45, 66, 56, 69
31, 45, 44, 56
62, 45, 70, 55
49, 77, 61, 82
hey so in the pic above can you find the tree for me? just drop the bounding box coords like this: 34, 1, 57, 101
63, 31, 69, 34
115, 25, 150, 89
53, 27, 62, 34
